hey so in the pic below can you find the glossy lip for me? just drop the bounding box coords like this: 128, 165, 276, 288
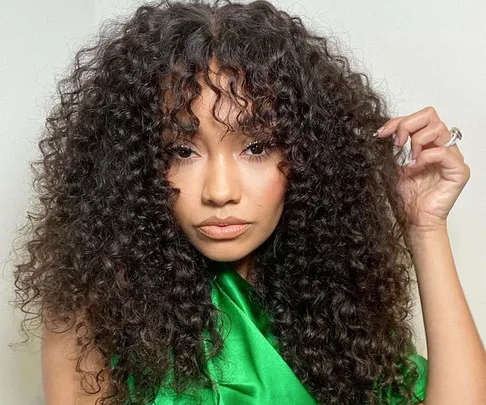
197, 223, 251, 240
197, 215, 251, 227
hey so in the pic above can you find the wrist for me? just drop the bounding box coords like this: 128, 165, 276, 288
405, 223, 448, 253
408, 222, 448, 237
406, 224, 450, 261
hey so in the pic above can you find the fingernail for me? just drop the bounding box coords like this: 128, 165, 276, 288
408, 159, 417, 167
372, 126, 385, 137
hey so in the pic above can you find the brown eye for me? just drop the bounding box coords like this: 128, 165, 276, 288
170, 146, 195, 159
243, 140, 277, 162
248, 142, 265, 155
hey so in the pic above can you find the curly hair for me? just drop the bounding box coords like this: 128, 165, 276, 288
10, 0, 424, 404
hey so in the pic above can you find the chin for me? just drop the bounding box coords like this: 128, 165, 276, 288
190, 240, 254, 262
199, 248, 252, 263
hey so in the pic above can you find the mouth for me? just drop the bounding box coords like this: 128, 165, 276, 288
197, 223, 251, 240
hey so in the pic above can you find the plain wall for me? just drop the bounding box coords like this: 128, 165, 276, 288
1, 1, 484, 403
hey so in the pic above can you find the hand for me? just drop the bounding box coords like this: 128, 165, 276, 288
374, 106, 470, 233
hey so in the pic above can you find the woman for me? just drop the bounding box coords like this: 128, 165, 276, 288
11, 0, 484, 404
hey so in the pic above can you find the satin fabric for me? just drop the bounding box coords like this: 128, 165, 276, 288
112, 261, 428, 404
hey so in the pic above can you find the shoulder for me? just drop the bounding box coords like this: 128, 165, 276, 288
41, 309, 109, 405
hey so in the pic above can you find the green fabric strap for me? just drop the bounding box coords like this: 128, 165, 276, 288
111, 261, 428, 404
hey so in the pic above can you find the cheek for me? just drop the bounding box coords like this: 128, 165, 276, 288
166, 164, 197, 196
166, 169, 192, 223
166, 166, 181, 187
251, 167, 288, 207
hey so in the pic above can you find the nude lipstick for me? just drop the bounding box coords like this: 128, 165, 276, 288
196, 216, 252, 240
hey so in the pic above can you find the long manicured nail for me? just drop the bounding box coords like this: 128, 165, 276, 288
372, 127, 385, 137
373, 126, 394, 137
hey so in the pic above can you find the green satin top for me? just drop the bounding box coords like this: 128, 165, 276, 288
111, 261, 428, 404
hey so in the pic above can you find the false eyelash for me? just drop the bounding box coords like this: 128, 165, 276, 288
243, 139, 277, 162
244, 139, 277, 150
167, 139, 278, 164
244, 140, 260, 149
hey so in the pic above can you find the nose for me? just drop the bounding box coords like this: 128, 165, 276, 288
201, 152, 241, 206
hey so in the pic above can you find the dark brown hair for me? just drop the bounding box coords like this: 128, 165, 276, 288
11, 0, 422, 404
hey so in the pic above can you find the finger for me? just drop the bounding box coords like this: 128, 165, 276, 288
409, 120, 453, 160
407, 146, 466, 178
394, 107, 442, 147
373, 116, 405, 138
375, 106, 440, 147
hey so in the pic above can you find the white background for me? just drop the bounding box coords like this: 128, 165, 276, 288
1, 1, 485, 403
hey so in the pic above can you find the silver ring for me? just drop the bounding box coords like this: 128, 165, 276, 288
444, 127, 462, 148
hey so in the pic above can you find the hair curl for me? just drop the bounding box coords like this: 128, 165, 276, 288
10, 0, 423, 404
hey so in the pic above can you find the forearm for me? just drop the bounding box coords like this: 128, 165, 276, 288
408, 226, 486, 405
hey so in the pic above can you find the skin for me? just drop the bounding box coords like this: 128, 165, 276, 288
375, 107, 484, 404
163, 58, 289, 284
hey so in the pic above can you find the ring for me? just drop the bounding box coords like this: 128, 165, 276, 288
444, 127, 462, 148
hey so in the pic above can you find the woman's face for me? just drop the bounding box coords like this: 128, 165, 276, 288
163, 65, 288, 267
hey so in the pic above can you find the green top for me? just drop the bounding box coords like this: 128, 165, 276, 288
111, 262, 428, 404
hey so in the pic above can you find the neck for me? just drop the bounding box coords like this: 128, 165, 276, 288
230, 254, 255, 286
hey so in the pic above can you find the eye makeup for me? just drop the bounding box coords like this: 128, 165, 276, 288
167, 139, 277, 165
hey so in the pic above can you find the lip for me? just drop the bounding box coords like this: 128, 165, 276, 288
197, 223, 251, 240
197, 215, 251, 227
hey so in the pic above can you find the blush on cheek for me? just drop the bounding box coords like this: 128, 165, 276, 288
256, 171, 287, 205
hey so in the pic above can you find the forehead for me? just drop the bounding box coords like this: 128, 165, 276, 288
161, 89, 253, 144
160, 114, 249, 145
160, 57, 275, 144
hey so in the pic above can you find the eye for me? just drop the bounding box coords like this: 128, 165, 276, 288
169, 145, 196, 159
243, 140, 277, 162
245, 141, 265, 155
166, 140, 278, 165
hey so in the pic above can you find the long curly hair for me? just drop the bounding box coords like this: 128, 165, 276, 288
10, 0, 423, 404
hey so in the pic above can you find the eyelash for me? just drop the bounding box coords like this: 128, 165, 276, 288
167, 140, 276, 165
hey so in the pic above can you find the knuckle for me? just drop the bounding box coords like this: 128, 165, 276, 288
431, 120, 444, 135
396, 119, 406, 132
437, 121, 448, 132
